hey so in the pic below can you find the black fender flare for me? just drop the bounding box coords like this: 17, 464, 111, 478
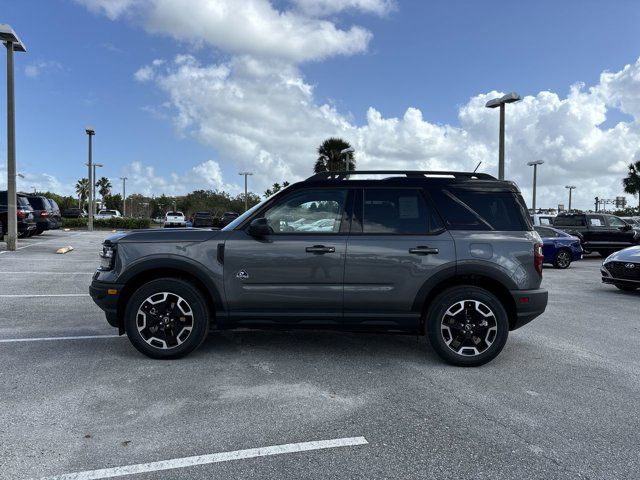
118, 254, 224, 312
411, 261, 518, 312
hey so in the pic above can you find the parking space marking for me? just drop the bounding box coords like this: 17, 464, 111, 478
0, 294, 90, 298
0, 334, 121, 343
0, 271, 94, 275
38, 436, 369, 480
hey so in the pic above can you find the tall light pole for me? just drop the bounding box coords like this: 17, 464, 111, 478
120, 176, 128, 216
1, 25, 26, 251
527, 160, 544, 213
565, 185, 576, 212
92, 163, 103, 212
85, 128, 95, 231
485, 92, 521, 180
238, 171, 253, 212
340, 147, 354, 171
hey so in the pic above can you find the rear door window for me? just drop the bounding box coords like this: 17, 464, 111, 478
554, 215, 586, 227
362, 188, 441, 234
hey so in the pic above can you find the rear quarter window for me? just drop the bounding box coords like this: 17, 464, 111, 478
431, 187, 531, 231
554, 216, 586, 227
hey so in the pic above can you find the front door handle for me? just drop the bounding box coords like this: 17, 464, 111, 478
305, 245, 336, 254
409, 246, 439, 255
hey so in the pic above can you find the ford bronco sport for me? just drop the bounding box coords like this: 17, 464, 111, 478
90, 171, 547, 367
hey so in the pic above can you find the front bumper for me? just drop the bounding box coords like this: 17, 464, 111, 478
509, 288, 548, 330
89, 279, 125, 330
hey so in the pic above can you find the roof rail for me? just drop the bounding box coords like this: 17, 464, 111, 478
306, 170, 496, 181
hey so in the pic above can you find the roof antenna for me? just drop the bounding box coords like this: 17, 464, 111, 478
473, 161, 482, 173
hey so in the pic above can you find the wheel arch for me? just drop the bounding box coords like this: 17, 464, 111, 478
116, 257, 223, 334
414, 267, 518, 331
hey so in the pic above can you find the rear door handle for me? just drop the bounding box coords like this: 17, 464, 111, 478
409, 246, 439, 255
305, 245, 336, 254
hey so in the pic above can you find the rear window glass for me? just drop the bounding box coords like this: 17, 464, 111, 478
431, 188, 530, 231
28, 197, 48, 209
553, 215, 586, 227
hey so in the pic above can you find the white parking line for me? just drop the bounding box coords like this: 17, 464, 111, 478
38, 436, 368, 480
0, 271, 94, 275
0, 334, 121, 343
0, 294, 90, 298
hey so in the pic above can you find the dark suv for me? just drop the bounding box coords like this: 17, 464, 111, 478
0, 191, 37, 238
553, 213, 640, 256
25, 195, 55, 235
90, 171, 547, 367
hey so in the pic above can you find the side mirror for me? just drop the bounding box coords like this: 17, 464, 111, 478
622, 224, 632, 231
248, 217, 270, 236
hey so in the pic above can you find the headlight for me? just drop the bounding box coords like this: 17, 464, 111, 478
99, 244, 116, 271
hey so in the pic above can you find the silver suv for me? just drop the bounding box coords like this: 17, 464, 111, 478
90, 171, 547, 366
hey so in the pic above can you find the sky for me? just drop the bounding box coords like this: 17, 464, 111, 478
1, 0, 640, 210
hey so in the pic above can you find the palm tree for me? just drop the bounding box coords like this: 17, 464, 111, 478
75, 178, 90, 209
622, 160, 640, 210
314, 138, 355, 173
96, 176, 112, 200
263, 181, 291, 198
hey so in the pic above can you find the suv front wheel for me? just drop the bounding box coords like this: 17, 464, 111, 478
426, 286, 509, 367
124, 278, 210, 359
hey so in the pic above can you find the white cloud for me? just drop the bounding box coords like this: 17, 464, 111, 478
131, 54, 640, 210
76, 0, 640, 211
24, 61, 63, 79
291, 0, 396, 16
76, 0, 377, 62
123, 160, 239, 196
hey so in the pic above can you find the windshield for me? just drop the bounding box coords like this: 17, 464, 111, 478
222, 199, 269, 230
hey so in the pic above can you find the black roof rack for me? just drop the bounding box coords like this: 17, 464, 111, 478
306, 170, 496, 181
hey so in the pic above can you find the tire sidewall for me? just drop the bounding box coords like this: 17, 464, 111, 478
426, 286, 509, 367
124, 278, 209, 359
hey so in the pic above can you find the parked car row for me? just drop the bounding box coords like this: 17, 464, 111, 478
0, 191, 62, 238
163, 211, 239, 229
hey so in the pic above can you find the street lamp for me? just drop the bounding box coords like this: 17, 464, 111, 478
1, 24, 26, 251
527, 160, 544, 213
340, 147, 354, 171
120, 177, 128, 216
85, 128, 95, 231
238, 171, 253, 212
485, 91, 521, 180
565, 185, 576, 212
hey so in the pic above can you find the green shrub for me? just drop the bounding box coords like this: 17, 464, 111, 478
61, 217, 151, 230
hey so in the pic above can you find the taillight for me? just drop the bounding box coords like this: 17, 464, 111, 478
40, 211, 49, 218
16, 209, 26, 220
534, 242, 544, 276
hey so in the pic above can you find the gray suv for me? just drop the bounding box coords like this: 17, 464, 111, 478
90, 171, 547, 366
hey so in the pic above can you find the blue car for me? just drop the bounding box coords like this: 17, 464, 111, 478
534, 226, 583, 269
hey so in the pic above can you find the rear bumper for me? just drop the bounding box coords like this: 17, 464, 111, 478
89, 279, 124, 330
509, 288, 548, 330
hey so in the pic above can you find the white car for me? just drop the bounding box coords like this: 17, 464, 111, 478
530, 213, 556, 226
95, 209, 122, 220
164, 211, 186, 228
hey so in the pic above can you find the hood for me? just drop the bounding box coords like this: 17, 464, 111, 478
605, 245, 640, 262
104, 228, 221, 245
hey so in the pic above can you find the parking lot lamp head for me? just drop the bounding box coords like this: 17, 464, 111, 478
485, 92, 521, 181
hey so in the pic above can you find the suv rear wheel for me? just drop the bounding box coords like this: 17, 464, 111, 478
124, 278, 209, 359
426, 286, 509, 367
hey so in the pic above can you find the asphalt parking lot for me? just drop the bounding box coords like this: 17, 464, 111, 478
1, 230, 639, 480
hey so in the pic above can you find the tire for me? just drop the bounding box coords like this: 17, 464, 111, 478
426, 286, 509, 367
124, 278, 210, 359
615, 285, 638, 292
553, 250, 571, 269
